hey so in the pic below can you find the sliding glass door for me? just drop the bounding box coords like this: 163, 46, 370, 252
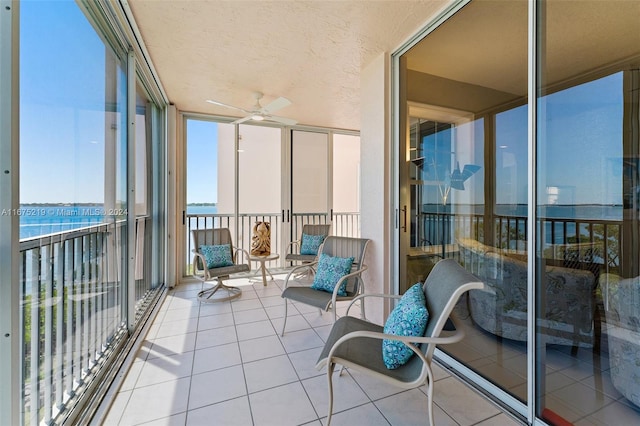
535, 1, 640, 423
395, 0, 640, 423
185, 124, 360, 274
397, 0, 529, 414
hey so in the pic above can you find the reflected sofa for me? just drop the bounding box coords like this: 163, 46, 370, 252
600, 273, 640, 408
460, 239, 597, 347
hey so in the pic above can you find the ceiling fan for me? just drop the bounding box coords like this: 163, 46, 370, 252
206, 91, 298, 125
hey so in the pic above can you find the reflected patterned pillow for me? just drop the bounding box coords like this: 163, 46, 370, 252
310, 253, 354, 296
382, 283, 429, 369
200, 244, 234, 269
300, 234, 326, 255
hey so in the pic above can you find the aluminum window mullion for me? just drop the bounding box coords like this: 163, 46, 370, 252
527, 0, 539, 424
126, 49, 136, 332
54, 240, 64, 412
0, 1, 20, 425
43, 243, 54, 424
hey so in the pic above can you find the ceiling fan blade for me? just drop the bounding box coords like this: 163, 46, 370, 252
267, 115, 298, 126
231, 115, 254, 125
206, 99, 250, 113
262, 97, 291, 114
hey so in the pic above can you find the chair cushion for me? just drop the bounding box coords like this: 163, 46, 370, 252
310, 253, 354, 296
200, 244, 234, 269
300, 234, 326, 255
382, 283, 429, 369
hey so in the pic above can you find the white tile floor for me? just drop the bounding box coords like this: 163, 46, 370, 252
99, 274, 523, 426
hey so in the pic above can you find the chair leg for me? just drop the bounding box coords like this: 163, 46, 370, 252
360, 297, 366, 320
197, 278, 242, 303
425, 367, 435, 426
281, 299, 289, 336
326, 362, 336, 425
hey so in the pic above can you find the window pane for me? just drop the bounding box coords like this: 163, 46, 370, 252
20, 0, 126, 237
185, 119, 235, 273
238, 124, 281, 214
135, 83, 149, 216
332, 133, 360, 237
537, 1, 640, 423
291, 130, 329, 238
400, 0, 529, 408
238, 124, 281, 261
19, 1, 127, 423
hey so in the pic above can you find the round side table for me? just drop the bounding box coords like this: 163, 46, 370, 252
248, 253, 279, 286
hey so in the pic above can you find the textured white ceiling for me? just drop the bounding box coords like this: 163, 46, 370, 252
127, 0, 448, 130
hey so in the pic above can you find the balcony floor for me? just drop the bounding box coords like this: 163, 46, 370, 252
99, 273, 522, 425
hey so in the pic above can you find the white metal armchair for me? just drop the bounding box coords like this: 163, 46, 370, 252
192, 228, 250, 302
280, 235, 370, 335
316, 259, 483, 425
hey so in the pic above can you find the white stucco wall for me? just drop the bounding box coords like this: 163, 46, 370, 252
360, 53, 392, 326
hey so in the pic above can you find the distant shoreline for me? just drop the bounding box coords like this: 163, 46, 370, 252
19, 202, 218, 206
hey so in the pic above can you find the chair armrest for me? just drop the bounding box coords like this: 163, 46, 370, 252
345, 292, 402, 316
285, 240, 301, 254
282, 261, 319, 289
319, 321, 465, 370
191, 250, 209, 280
233, 247, 251, 268
330, 265, 368, 301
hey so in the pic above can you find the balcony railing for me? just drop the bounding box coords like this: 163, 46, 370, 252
185, 212, 361, 273
417, 211, 622, 270
15, 206, 624, 424
19, 217, 160, 425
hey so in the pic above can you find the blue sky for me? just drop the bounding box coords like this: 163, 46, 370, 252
20, 0, 108, 203
494, 72, 623, 206
186, 120, 218, 204
19, 1, 625, 208
20, 0, 218, 205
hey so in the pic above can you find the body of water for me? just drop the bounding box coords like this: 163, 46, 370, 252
422, 203, 623, 221
17, 205, 109, 239
186, 205, 218, 215
17, 203, 618, 241
16, 204, 218, 240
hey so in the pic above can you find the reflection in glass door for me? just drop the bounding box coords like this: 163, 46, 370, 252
397, 0, 529, 417
404, 118, 456, 293
536, 1, 640, 423
396, 0, 640, 424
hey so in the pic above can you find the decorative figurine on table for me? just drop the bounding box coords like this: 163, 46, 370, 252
250, 221, 271, 256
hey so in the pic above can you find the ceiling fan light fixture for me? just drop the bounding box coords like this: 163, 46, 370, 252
209, 92, 296, 125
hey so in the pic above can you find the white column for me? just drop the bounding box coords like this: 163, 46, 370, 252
360, 53, 392, 325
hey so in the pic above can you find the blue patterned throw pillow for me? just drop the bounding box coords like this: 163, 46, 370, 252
310, 253, 354, 296
300, 234, 326, 255
200, 244, 234, 269
382, 283, 429, 369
